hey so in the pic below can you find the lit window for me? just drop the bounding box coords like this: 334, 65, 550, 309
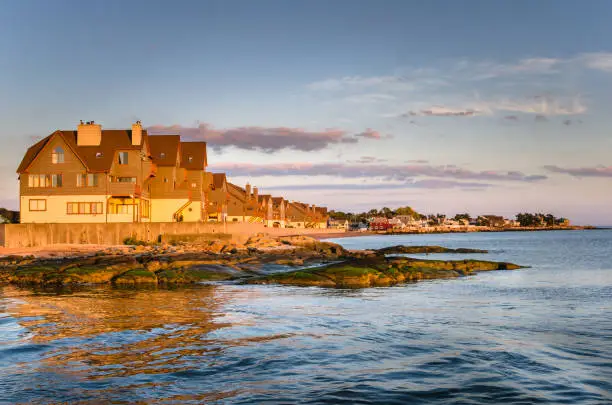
118, 152, 129, 165
51, 147, 64, 164
188, 156, 193, 163
28, 174, 61, 188
67, 202, 103, 215
116, 177, 136, 183
77, 174, 98, 187
29, 199, 46, 211
51, 174, 62, 187
96, 152, 103, 158
191, 182, 197, 188
160, 152, 166, 159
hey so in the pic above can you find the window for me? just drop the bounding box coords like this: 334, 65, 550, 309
163, 177, 168, 183
96, 152, 103, 158
115, 177, 136, 183
191, 182, 197, 188
29, 199, 46, 211
160, 152, 166, 159
110, 204, 132, 215
51, 174, 62, 187
77, 173, 98, 187
118, 151, 128, 165
51, 147, 64, 164
67, 202, 103, 215
188, 156, 193, 163
28, 174, 62, 188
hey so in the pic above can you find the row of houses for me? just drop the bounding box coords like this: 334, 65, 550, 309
16, 121, 329, 228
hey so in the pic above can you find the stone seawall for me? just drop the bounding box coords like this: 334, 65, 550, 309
0, 222, 342, 248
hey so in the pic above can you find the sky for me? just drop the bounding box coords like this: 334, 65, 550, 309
1, 0, 611, 224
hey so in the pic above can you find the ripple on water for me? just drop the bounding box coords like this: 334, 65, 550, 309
1, 230, 612, 404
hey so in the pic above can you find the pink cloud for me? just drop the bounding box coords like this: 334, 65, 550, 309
148, 123, 390, 153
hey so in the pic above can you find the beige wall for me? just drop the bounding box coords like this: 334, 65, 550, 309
181, 201, 202, 222
0, 222, 343, 248
20, 195, 108, 223
150, 198, 189, 222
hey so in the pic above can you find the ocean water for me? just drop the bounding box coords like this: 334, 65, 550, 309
1, 230, 611, 404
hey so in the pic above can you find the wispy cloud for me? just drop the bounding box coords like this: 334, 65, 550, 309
354, 129, 392, 140
396, 95, 587, 119
264, 179, 492, 191
211, 162, 547, 183
463, 57, 561, 80
307, 76, 415, 91
344, 93, 397, 103
576, 52, 612, 73
148, 124, 389, 153
403, 106, 481, 117
351, 156, 388, 164
545, 165, 612, 178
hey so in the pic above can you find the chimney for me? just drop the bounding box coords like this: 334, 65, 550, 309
245, 183, 251, 199
131, 121, 142, 146
77, 120, 102, 146
253, 186, 258, 201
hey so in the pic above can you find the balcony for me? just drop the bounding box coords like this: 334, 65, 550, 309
109, 183, 143, 198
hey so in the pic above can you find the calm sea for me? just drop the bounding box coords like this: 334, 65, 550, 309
1, 230, 611, 404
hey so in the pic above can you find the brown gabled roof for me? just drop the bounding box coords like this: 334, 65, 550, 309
315, 207, 328, 215
17, 135, 53, 173
258, 194, 271, 206
227, 183, 247, 202
17, 129, 149, 173
149, 135, 180, 166
180, 142, 207, 170
287, 201, 309, 219
212, 173, 227, 189
272, 197, 285, 205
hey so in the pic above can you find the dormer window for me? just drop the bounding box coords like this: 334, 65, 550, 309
160, 152, 166, 159
96, 152, 103, 158
51, 147, 64, 164
118, 151, 128, 165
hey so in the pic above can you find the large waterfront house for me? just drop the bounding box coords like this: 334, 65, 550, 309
16, 121, 330, 226
17, 121, 208, 223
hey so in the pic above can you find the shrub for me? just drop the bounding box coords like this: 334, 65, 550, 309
123, 237, 148, 246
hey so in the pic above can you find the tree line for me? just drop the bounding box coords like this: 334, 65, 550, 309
329, 207, 569, 227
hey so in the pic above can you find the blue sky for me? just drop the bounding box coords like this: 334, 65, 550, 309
2, 0, 612, 224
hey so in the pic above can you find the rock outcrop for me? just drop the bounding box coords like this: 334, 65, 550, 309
0, 235, 523, 289
247, 256, 523, 288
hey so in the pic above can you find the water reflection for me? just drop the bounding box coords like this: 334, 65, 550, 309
1, 285, 262, 403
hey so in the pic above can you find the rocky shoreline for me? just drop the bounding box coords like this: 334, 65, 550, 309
0, 234, 524, 289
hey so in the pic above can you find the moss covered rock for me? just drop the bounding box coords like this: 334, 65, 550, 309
112, 269, 158, 285
247, 256, 523, 288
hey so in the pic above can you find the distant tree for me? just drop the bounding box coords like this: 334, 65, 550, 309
453, 213, 471, 222
395, 206, 421, 219
380, 207, 393, 218
0, 208, 19, 224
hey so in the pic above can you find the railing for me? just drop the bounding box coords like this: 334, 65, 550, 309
109, 182, 140, 197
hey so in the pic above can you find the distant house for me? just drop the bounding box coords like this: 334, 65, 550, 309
369, 217, 393, 231
328, 219, 349, 230
480, 215, 505, 227
205, 173, 229, 222
388, 218, 404, 229
226, 183, 264, 224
